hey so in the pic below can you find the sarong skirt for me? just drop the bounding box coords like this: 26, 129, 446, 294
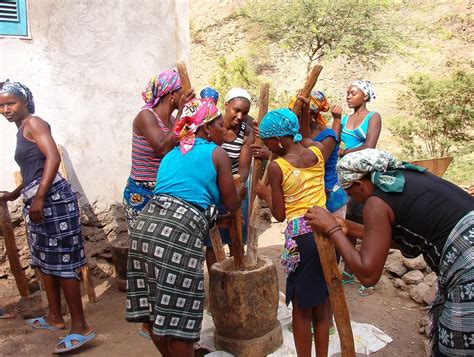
126, 194, 209, 342
22, 177, 85, 279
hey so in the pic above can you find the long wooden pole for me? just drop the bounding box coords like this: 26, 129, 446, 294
291, 64, 323, 117
293, 64, 355, 355
246, 83, 269, 267
229, 175, 245, 270
313, 231, 355, 356
176, 59, 192, 94
209, 226, 226, 263
0, 199, 30, 297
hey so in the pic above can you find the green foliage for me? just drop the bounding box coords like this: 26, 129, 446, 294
390, 70, 473, 159
241, 0, 402, 71
210, 56, 260, 105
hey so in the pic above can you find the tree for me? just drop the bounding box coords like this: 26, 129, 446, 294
390, 70, 473, 159
241, 0, 401, 72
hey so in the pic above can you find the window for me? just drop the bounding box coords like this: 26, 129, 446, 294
0, 0, 28, 37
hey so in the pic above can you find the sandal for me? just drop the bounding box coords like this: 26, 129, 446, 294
357, 285, 375, 297
26, 316, 66, 331
341, 271, 355, 285
138, 329, 151, 340
0, 307, 15, 319
54, 332, 97, 354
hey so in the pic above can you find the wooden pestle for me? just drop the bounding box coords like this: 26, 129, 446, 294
229, 175, 245, 270
246, 83, 269, 268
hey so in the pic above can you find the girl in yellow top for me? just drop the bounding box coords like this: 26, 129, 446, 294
256, 107, 331, 357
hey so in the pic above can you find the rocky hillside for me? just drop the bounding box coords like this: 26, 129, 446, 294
189, 0, 473, 186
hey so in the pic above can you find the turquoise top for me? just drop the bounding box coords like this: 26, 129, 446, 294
340, 112, 375, 150
154, 138, 220, 209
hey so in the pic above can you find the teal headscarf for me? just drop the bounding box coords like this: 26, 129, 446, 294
258, 108, 302, 143
337, 149, 426, 193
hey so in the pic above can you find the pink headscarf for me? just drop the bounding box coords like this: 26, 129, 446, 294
141, 69, 182, 108
174, 98, 221, 155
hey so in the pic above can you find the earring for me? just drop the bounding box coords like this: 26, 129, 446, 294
278, 141, 283, 149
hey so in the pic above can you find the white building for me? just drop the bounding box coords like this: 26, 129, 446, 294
0, 0, 190, 209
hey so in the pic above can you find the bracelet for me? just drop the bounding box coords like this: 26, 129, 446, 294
328, 227, 342, 238
326, 225, 341, 236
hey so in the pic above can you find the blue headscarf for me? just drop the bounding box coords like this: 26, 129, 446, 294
200, 86, 219, 104
0, 80, 35, 114
259, 108, 302, 143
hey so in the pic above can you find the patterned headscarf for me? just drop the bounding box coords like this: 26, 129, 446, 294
337, 149, 426, 192
351, 80, 376, 102
288, 90, 329, 125
174, 98, 221, 155
200, 86, 219, 104
224, 88, 252, 104
0, 80, 35, 114
259, 108, 302, 143
141, 69, 182, 108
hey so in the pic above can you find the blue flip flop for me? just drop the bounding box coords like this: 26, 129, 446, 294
138, 329, 151, 340
54, 332, 97, 354
26, 316, 65, 331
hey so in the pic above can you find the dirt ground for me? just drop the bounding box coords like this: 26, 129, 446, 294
0, 223, 427, 356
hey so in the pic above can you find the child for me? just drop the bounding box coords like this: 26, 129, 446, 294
256, 106, 331, 356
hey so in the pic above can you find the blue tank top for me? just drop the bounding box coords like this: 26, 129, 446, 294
154, 138, 220, 209
340, 112, 375, 150
313, 128, 339, 189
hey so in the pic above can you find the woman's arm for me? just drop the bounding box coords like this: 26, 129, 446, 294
0, 184, 24, 202
305, 196, 393, 286
256, 161, 286, 222
319, 137, 336, 162
25, 117, 61, 223
331, 105, 343, 138
135, 111, 177, 158
342, 112, 381, 155
214, 147, 242, 212
237, 128, 255, 183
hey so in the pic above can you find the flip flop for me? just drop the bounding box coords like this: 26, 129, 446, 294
26, 316, 65, 330
358, 285, 375, 297
54, 332, 97, 354
341, 271, 355, 285
0, 307, 16, 319
138, 329, 151, 340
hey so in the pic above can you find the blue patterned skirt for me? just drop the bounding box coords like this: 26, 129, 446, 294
22, 176, 85, 279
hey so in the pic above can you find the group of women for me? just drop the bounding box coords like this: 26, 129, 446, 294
1, 72, 472, 357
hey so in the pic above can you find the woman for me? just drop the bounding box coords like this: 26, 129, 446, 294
123, 70, 193, 339
332, 80, 382, 289
295, 91, 348, 217
305, 149, 474, 356
125, 98, 242, 357
0, 81, 95, 354
123, 69, 188, 232
256, 107, 331, 356
203, 88, 254, 270
332, 80, 381, 157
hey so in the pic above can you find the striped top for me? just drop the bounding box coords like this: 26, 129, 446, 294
221, 121, 247, 174
130, 108, 170, 182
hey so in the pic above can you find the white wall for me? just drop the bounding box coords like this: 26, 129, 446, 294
0, 0, 190, 209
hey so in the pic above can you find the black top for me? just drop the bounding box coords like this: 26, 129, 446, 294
371, 170, 473, 273
14, 124, 47, 187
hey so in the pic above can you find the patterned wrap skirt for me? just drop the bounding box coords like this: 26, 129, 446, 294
22, 176, 86, 279
430, 211, 474, 356
125, 194, 209, 342
123, 177, 156, 233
